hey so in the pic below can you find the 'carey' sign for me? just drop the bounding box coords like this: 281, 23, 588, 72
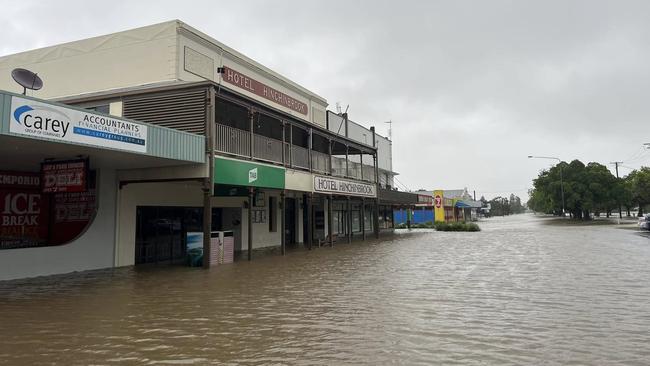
221, 66, 308, 115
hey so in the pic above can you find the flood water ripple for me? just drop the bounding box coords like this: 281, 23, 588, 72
2, 214, 650, 365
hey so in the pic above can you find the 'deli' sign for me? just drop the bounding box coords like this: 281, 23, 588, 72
41, 159, 88, 193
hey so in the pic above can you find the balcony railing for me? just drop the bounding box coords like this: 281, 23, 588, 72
331, 156, 347, 177
363, 165, 376, 183
311, 150, 330, 174
216, 124, 250, 157
291, 145, 310, 169
215, 123, 378, 181
253, 134, 283, 163
348, 161, 363, 180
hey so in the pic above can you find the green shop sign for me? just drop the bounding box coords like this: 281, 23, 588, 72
214, 157, 285, 189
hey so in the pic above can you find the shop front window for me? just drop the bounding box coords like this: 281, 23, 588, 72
0, 170, 98, 250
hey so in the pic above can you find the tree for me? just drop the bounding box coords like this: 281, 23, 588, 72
528, 159, 619, 220
627, 168, 650, 216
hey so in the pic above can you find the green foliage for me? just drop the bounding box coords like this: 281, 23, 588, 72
434, 221, 481, 232
528, 159, 647, 219
487, 194, 526, 216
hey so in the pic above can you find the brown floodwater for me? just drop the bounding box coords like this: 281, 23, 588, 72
2, 214, 650, 365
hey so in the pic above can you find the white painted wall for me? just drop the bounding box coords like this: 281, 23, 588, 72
0, 22, 178, 99
0, 169, 117, 281
116, 181, 203, 266
178, 32, 328, 127
238, 190, 282, 250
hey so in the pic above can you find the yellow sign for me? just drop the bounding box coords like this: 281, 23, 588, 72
433, 190, 445, 222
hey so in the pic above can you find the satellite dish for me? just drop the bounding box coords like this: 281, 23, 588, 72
11, 68, 43, 95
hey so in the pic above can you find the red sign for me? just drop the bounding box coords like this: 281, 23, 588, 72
0, 172, 49, 249
222, 66, 309, 115
50, 189, 96, 244
434, 194, 443, 209
42, 159, 87, 193
0, 171, 40, 189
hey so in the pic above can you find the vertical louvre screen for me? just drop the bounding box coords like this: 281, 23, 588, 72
123, 88, 208, 135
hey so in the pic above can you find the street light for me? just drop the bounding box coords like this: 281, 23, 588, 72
528, 155, 566, 216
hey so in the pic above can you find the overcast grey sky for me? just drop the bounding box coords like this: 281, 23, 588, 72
2, 0, 649, 199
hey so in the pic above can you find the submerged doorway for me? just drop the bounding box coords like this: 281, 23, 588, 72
284, 197, 296, 247
135, 206, 203, 265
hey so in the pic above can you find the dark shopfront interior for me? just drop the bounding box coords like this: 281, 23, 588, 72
135, 206, 223, 265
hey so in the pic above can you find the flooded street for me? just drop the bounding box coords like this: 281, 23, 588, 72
2, 214, 650, 365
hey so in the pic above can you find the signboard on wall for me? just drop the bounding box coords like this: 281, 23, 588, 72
0, 170, 97, 250
41, 159, 88, 193
214, 157, 285, 189
10, 96, 148, 153
434, 190, 445, 222
221, 66, 308, 115
313, 175, 376, 198
0, 171, 48, 249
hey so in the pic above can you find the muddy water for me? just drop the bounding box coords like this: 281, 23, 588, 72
2, 214, 650, 365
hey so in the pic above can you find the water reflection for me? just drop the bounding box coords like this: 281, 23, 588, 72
2, 214, 650, 365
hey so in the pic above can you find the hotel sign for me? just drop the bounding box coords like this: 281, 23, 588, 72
221, 66, 308, 115
10, 96, 147, 153
313, 176, 376, 198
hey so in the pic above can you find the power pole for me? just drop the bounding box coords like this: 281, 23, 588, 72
610, 161, 623, 221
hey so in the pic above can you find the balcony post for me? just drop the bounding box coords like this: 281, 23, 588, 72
345, 145, 349, 178
360, 153, 364, 181
347, 196, 352, 244
289, 124, 294, 168
371, 126, 380, 239
308, 128, 313, 172
328, 139, 333, 175
361, 197, 366, 241
328, 195, 333, 247
281, 190, 286, 255
248, 187, 254, 260
249, 110, 254, 160
282, 121, 286, 167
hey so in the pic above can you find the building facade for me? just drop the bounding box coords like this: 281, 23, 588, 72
0, 20, 415, 280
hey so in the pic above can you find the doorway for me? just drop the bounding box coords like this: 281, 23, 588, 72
135, 206, 203, 265
285, 197, 296, 246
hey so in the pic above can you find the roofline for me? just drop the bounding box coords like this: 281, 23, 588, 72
53, 80, 213, 104
56, 81, 377, 154
176, 20, 328, 104
0, 19, 328, 105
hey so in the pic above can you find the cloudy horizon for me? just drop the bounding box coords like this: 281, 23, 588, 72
2, 0, 649, 200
